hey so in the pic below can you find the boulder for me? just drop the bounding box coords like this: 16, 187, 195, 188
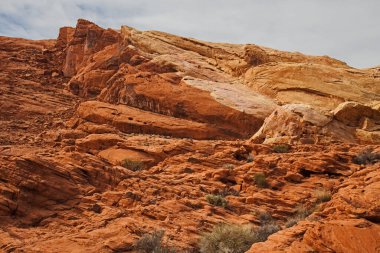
333, 101, 380, 127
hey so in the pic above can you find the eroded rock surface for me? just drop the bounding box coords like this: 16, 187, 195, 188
0, 19, 379, 253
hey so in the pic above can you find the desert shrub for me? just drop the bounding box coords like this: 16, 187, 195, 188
199, 222, 280, 253
223, 163, 235, 170
254, 223, 280, 242
206, 194, 228, 208
219, 188, 240, 197
295, 204, 315, 218
284, 217, 300, 228
315, 188, 332, 203
353, 149, 380, 165
254, 172, 268, 188
135, 230, 176, 253
122, 159, 145, 171
273, 144, 289, 153
199, 224, 256, 253
257, 211, 273, 225
285, 204, 315, 228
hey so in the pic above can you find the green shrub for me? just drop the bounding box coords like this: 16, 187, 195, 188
353, 149, 380, 165
206, 194, 228, 208
135, 230, 176, 253
122, 159, 145, 171
199, 224, 256, 253
254, 173, 268, 188
315, 189, 332, 203
273, 144, 289, 153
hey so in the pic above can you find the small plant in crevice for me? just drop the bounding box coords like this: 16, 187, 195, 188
273, 144, 290, 153
218, 188, 240, 197
295, 204, 317, 218
135, 230, 177, 253
223, 163, 235, 170
205, 194, 228, 208
353, 149, 380, 165
122, 159, 145, 171
285, 204, 317, 228
315, 188, 332, 203
253, 172, 268, 188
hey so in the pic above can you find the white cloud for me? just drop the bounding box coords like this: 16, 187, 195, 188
0, 0, 379, 68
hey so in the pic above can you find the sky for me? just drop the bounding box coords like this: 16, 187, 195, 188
1, 0, 379, 68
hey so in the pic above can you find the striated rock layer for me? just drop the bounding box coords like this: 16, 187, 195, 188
0, 19, 379, 253
62, 19, 380, 144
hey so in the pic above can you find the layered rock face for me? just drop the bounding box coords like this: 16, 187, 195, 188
0, 19, 379, 253
62, 19, 380, 144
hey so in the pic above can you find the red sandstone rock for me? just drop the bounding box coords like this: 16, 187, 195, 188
0, 19, 379, 253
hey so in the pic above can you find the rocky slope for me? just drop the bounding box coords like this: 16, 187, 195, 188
0, 19, 379, 253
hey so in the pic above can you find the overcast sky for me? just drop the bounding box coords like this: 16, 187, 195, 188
1, 0, 379, 68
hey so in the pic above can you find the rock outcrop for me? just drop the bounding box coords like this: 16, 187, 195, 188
61, 20, 380, 144
247, 152, 380, 252
251, 101, 380, 145
0, 19, 379, 253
